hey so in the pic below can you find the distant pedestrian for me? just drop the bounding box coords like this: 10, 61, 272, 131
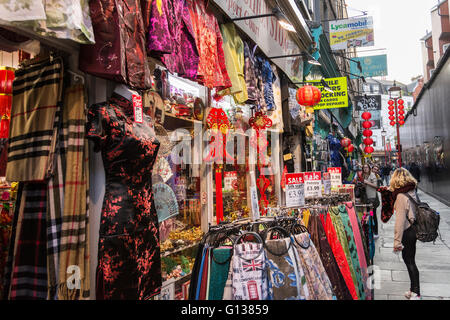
381, 164, 392, 186
362, 164, 380, 237
388, 168, 421, 300
409, 162, 421, 198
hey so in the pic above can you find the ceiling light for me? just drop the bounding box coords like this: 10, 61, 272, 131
272, 8, 296, 32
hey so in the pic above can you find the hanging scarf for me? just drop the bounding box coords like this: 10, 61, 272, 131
379, 183, 416, 223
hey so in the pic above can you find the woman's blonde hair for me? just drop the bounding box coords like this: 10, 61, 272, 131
389, 168, 417, 191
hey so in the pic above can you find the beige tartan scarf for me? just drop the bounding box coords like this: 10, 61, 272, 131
54, 85, 90, 299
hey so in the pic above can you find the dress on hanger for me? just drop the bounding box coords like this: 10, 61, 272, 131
87, 93, 161, 300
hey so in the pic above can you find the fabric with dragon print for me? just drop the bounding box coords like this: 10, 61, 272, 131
87, 93, 161, 300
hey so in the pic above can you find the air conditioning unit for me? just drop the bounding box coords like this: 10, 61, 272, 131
430, 69, 436, 76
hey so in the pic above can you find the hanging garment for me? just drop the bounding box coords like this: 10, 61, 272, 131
87, 93, 161, 300
9, 183, 48, 300
309, 214, 352, 300
328, 206, 360, 299
6, 58, 63, 182
324, 212, 358, 300
265, 238, 308, 300
338, 205, 366, 300
188, 242, 204, 300
218, 23, 248, 104
199, 247, 210, 300
208, 247, 232, 300
243, 42, 264, 107
294, 233, 334, 300
256, 57, 276, 111
268, 65, 284, 131
232, 242, 268, 300
144, 0, 199, 81
302, 209, 311, 228
79, 0, 152, 89
0, 1, 95, 44
222, 262, 233, 300
345, 202, 371, 300
186, 0, 231, 90
194, 245, 208, 300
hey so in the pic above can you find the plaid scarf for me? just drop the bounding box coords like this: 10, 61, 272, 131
9, 183, 48, 300
49, 86, 90, 300
6, 58, 63, 182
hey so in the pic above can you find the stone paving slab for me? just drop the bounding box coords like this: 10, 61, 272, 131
392, 270, 450, 284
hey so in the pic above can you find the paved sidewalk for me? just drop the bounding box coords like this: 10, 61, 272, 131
374, 190, 450, 300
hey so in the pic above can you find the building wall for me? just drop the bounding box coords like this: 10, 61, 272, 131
431, 0, 450, 64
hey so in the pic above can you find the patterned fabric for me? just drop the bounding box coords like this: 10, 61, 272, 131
265, 238, 308, 300
208, 247, 232, 300
222, 262, 233, 300
379, 183, 416, 223
328, 206, 360, 299
257, 57, 276, 111
0, 1, 95, 44
87, 93, 161, 300
243, 42, 264, 107
9, 183, 48, 300
338, 205, 365, 300
268, 65, 284, 132
294, 233, 334, 300
345, 202, 371, 300
309, 214, 352, 300
232, 243, 268, 300
324, 212, 358, 300
218, 23, 248, 104
6, 58, 64, 182
56, 86, 90, 300
145, 0, 199, 81
80, 0, 152, 89
187, 0, 231, 90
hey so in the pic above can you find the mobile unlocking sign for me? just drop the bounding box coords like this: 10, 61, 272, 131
285, 173, 305, 208
304, 172, 322, 198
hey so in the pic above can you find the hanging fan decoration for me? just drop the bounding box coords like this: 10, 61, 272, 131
153, 183, 179, 223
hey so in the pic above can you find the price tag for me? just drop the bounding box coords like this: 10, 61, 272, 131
328, 167, 342, 190
285, 173, 305, 208
283, 153, 293, 161
132, 94, 144, 123
304, 171, 322, 198
323, 172, 331, 195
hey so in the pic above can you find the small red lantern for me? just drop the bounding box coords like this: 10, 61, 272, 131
398, 115, 405, 120
361, 112, 371, 120
363, 137, 374, 145
388, 110, 395, 116
389, 116, 395, 121
388, 100, 395, 106
388, 106, 394, 111
364, 146, 374, 154
363, 129, 373, 137
397, 99, 404, 105
390, 121, 396, 126
398, 105, 404, 110
296, 85, 322, 107
399, 110, 405, 115
347, 144, 355, 153
399, 120, 405, 125
362, 121, 372, 129
340, 137, 351, 148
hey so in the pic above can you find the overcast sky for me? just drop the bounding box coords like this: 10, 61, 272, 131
344, 0, 439, 84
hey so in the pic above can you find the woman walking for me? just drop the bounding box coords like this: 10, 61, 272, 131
380, 168, 421, 300
362, 164, 380, 238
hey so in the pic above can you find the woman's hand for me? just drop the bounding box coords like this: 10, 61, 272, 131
393, 245, 403, 252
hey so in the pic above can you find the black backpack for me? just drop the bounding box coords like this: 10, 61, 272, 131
404, 193, 440, 243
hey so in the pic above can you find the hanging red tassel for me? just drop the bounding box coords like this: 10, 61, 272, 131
0, 116, 9, 138
215, 165, 224, 224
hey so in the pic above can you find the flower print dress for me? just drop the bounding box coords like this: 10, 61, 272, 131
87, 93, 161, 300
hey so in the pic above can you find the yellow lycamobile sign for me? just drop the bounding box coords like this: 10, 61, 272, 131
305, 77, 348, 110
329, 16, 374, 50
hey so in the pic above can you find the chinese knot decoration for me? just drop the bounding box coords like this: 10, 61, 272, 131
249, 111, 272, 166
296, 85, 322, 107
361, 111, 374, 157
0, 67, 14, 138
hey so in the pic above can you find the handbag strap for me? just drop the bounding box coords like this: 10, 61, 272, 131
402, 192, 418, 225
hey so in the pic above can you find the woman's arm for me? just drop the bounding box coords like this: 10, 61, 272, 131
394, 195, 408, 250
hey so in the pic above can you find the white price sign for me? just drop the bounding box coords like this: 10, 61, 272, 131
328, 167, 342, 190
323, 172, 331, 195
304, 172, 322, 198
285, 173, 305, 208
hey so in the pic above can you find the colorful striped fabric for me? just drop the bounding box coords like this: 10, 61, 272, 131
6, 58, 63, 182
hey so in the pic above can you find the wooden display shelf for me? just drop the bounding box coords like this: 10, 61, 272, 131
161, 241, 200, 258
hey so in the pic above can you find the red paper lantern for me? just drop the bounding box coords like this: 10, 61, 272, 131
398, 105, 404, 110
0, 116, 9, 138
389, 116, 395, 121
363, 129, 373, 137
397, 99, 404, 105
388, 100, 395, 106
399, 120, 405, 125
399, 110, 405, 115
363, 138, 373, 145
347, 144, 355, 153
364, 146, 374, 154
340, 137, 351, 148
362, 121, 372, 129
398, 115, 405, 120
296, 85, 322, 107
388, 110, 394, 116
388, 105, 394, 111
361, 112, 372, 120
0, 67, 14, 117
390, 121, 396, 126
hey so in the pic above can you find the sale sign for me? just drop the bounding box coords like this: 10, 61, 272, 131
223, 171, 238, 191
323, 172, 331, 195
285, 173, 305, 208
304, 172, 322, 198
328, 167, 342, 190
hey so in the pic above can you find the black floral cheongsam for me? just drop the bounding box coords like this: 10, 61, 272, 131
87, 93, 161, 300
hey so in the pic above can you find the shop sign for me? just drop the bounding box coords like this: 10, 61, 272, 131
329, 16, 374, 50
285, 173, 305, 208
328, 167, 342, 190
223, 171, 238, 191
322, 172, 331, 195
350, 55, 388, 78
212, 0, 305, 82
306, 77, 348, 110
304, 172, 322, 198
